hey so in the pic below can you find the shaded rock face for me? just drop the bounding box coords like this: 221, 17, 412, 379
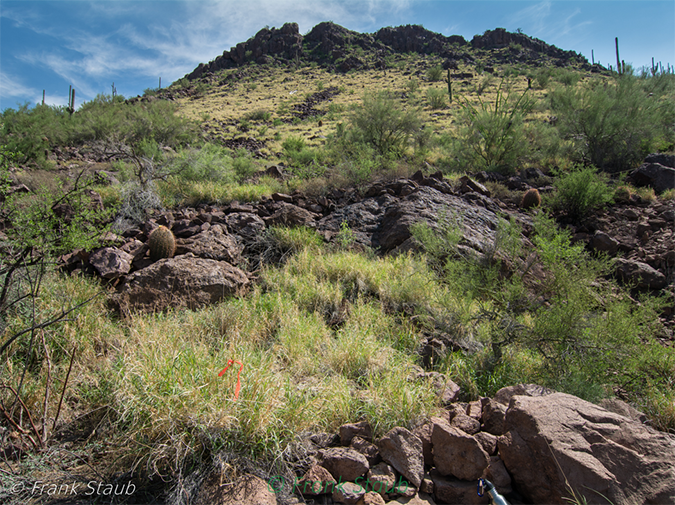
186, 22, 586, 81
188, 22, 302, 78
630, 162, 675, 194
471, 28, 580, 61
318, 186, 513, 256
109, 255, 249, 314
615, 257, 667, 290
498, 392, 675, 505
374, 25, 466, 54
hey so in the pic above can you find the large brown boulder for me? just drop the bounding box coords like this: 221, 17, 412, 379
89, 247, 133, 279
109, 255, 249, 313
377, 427, 425, 489
498, 392, 675, 505
318, 447, 370, 482
431, 417, 489, 481
175, 225, 243, 264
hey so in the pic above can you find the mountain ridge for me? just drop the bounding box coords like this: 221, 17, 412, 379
186, 22, 588, 80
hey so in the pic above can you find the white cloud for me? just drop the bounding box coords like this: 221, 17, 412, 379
506, 0, 592, 41
0, 73, 39, 103
2, 0, 419, 104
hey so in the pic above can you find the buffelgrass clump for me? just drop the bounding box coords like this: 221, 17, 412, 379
113, 182, 163, 231
426, 65, 444, 82
613, 185, 633, 204
244, 109, 272, 122
426, 88, 447, 110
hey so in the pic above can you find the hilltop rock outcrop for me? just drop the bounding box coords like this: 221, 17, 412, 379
186, 22, 585, 80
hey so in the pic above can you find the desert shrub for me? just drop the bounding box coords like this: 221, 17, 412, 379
476, 74, 494, 95
454, 81, 534, 174
552, 68, 580, 86
426, 88, 447, 110
406, 78, 420, 94
534, 68, 552, 89
549, 75, 675, 172
0, 95, 198, 167
283, 136, 306, 154
550, 166, 614, 219
165, 144, 234, 182
345, 91, 423, 157
232, 148, 257, 181
427, 65, 444, 82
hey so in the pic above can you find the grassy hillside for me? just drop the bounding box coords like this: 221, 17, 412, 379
1, 28, 674, 503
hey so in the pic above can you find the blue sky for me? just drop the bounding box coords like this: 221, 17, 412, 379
1, 0, 674, 111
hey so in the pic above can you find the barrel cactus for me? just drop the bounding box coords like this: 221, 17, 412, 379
520, 188, 541, 210
148, 225, 176, 261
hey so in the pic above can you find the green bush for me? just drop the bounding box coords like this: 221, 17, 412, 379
406, 78, 420, 94
0, 95, 198, 167
549, 74, 675, 172
232, 148, 257, 181
550, 166, 614, 219
455, 81, 534, 174
427, 65, 444, 82
165, 144, 234, 182
346, 91, 423, 157
426, 88, 447, 110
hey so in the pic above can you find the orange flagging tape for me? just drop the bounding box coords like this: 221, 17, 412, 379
218, 359, 243, 400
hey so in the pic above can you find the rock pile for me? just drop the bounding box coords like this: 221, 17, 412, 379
183, 384, 675, 505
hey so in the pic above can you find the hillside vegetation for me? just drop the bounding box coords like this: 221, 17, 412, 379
0, 23, 674, 503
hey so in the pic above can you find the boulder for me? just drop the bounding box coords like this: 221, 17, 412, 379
449, 412, 480, 435
366, 462, 396, 497
109, 255, 249, 313
630, 163, 675, 193
350, 436, 381, 466
429, 469, 489, 505
498, 392, 675, 505
175, 225, 243, 264
474, 431, 498, 455
296, 465, 336, 495
377, 427, 425, 489
333, 481, 366, 504
494, 383, 554, 406
644, 153, 675, 168
431, 417, 489, 481
480, 398, 507, 435
590, 230, 619, 255
89, 247, 133, 279
615, 258, 667, 290
264, 202, 319, 227
340, 421, 373, 445
193, 473, 276, 505
357, 492, 386, 505
318, 447, 370, 482
223, 212, 266, 242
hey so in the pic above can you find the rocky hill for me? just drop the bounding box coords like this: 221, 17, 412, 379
186, 22, 587, 79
